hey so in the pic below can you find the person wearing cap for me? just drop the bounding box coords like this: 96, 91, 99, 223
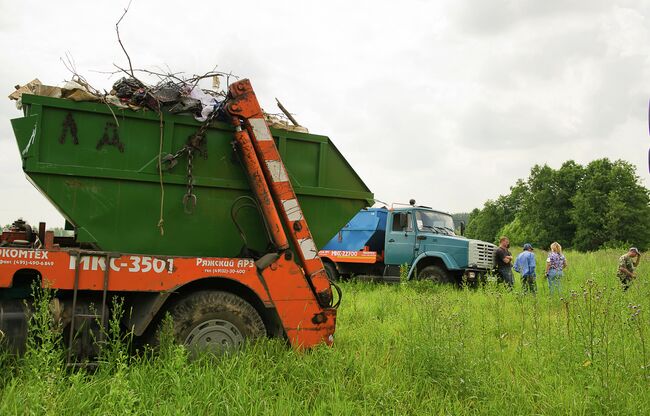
618, 247, 641, 291
514, 243, 537, 293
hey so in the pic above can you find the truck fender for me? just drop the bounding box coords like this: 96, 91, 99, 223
123, 276, 272, 337
123, 292, 172, 336
407, 251, 461, 280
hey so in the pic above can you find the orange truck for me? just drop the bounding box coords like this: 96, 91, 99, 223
0, 79, 372, 359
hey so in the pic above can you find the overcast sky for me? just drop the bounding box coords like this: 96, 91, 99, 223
1, 0, 649, 228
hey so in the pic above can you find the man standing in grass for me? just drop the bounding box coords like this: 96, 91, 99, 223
617, 247, 641, 291
494, 236, 514, 288
514, 243, 537, 293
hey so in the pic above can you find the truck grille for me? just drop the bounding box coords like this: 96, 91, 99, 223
468, 240, 497, 270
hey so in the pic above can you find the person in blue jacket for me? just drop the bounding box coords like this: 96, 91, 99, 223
514, 243, 536, 293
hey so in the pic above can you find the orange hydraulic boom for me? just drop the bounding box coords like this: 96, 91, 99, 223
0, 79, 338, 358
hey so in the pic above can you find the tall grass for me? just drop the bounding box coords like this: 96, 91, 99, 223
0, 249, 648, 415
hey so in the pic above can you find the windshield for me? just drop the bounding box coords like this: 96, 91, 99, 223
415, 210, 455, 235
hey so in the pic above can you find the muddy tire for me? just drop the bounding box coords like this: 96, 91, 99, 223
418, 265, 451, 284
167, 291, 265, 355
323, 262, 339, 281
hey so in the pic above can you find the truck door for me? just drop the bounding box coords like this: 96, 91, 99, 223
384, 211, 416, 266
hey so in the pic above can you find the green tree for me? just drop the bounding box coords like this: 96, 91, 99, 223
516, 161, 583, 249
465, 203, 502, 243
571, 159, 650, 251
603, 162, 650, 250
500, 179, 528, 223
497, 216, 535, 247
553, 161, 584, 246
465, 180, 527, 243
518, 164, 556, 248
467, 158, 648, 251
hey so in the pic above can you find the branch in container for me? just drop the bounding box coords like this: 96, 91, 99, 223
116, 0, 135, 78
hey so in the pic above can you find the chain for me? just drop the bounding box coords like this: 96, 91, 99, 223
160, 109, 221, 170
182, 148, 196, 214
192, 109, 220, 144
168, 108, 221, 214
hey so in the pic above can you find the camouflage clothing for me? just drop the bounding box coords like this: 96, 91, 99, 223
617, 254, 636, 280
617, 253, 637, 290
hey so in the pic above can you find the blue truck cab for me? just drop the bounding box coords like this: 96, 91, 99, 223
319, 205, 496, 283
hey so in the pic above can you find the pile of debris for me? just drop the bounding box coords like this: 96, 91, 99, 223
9, 73, 307, 132
9, 75, 225, 123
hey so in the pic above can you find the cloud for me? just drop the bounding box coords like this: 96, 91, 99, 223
444, 2, 650, 157
0, 0, 648, 227
451, 0, 608, 35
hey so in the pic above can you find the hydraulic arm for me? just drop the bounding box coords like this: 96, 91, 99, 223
225, 80, 334, 307
0, 78, 341, 358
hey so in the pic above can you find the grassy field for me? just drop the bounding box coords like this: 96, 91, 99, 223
1, 249, 649, 415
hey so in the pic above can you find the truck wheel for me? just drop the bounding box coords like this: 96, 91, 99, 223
418, 265, 450, 284
323, 262, 340, 281
167, 291, 265, 355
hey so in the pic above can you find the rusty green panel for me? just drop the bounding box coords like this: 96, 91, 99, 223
11, 95, 373, 257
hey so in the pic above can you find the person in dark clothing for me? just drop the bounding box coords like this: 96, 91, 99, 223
494, 236, 514, 288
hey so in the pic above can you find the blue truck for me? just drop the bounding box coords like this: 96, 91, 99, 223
318, 202, 496, 284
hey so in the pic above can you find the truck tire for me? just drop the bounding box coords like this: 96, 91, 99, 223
323, 262, 339, 281
167, 290, 265, 355
418, 265, 451, 284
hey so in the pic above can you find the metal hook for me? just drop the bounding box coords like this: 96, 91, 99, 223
182, 193, 197, 214
159, 153, 178, 171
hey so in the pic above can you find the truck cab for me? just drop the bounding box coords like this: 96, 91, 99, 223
319, 205, 496, 284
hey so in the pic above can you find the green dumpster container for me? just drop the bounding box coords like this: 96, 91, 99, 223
11, 94, 373, 257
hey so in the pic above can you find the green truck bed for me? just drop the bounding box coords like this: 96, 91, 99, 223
11, 94, 373, 257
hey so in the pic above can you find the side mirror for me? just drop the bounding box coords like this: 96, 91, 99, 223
460, 221, 466, 236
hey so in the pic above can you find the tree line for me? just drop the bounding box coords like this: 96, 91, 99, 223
464, 158, 650, 251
